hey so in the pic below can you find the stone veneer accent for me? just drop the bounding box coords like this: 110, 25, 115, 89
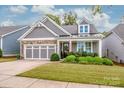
22, 40, 57, 44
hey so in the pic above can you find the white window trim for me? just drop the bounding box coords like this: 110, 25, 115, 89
78, 24, 90, 34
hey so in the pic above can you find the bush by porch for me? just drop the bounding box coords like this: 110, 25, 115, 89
63, 55, 113, 66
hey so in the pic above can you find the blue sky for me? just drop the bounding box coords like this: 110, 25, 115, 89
0, 5, 124, 32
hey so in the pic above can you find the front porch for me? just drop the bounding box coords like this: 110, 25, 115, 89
57, 39, 102, 58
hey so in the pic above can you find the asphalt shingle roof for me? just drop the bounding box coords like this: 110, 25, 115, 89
0, 25, 28, 36
112, 24, 124, 41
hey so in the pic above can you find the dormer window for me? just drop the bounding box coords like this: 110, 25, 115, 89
79, 24, 89, 33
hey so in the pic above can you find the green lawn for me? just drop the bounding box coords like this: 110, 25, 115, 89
17, 63, 124, 87
0, 57, 17, 63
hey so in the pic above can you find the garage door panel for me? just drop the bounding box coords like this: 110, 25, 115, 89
40, 49, 47, 58
33, 49, 39, 58
48, 49, 55, 58
26, 49, 32, 58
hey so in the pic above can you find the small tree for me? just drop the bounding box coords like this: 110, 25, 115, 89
0, 49, 3, 57
46, 14, 61, 25
64, 11, 77, 25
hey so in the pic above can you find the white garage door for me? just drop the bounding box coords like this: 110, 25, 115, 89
24, 45, 56, 60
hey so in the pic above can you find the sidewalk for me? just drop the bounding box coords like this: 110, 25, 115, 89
0, 74, 115, 88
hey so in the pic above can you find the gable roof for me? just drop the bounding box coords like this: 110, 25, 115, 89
25, 26, 57, 38
42, 16, 71, 36
0, 25, 29, 36
62, 24, 98, 34
112, 24, 124, 41
62, 25, 78, 35
79, 17, 92, 24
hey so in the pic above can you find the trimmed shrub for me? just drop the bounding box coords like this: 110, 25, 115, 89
75, 52, 82, 57
63, 54, 113, 66
93, 57, 103, 65
50, 53, 60, 61
103, 58, 113, 66
78, 56, 95, 64
94, 53, 98, 57
0, 49, 3, 57
78, 57, 88, 64
16, 54, 20, 60
67, 52, 75, 56
82, 51, 87, 57
64, 55, 76, 63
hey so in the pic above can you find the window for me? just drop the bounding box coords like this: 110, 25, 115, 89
80, 26, 83, 32
85, 42, 91, 53
84, 25, 88, 32
77, 42, 92, 53
79, 25, 89, 33
77, 42, 85, 52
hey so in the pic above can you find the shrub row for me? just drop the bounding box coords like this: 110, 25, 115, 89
67, 52, 98, 57
63, 55, 113, 66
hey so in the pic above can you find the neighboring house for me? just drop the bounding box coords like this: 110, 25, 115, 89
0, 25, 30, 56
103, 22, 124, 63
18, 16, 104, 60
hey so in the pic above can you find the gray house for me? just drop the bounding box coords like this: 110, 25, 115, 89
0, 16, 104, 60
0, 26, 30, 56
103, 21, 124, 63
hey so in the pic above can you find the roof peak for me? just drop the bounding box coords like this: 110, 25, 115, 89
79, 17, 92, 24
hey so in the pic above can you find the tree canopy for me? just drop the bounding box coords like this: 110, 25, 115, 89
64, 11, 77, 25
46, 14, 61, 25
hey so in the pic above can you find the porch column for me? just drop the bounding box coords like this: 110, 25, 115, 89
99, 39, 102, 57
57, 40, 60, 55
91, 41, 93, 53
69, 40, 72, 52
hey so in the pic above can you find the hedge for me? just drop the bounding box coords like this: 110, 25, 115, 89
63, 55, 113, 66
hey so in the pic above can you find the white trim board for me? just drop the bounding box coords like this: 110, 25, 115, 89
21, 38, 57, 41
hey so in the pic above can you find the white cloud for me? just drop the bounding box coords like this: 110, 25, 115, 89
31, 6, 116, 32
73, 8, 116, 32
31, 5, 55, 14
9, 5, 28, 14
1, 19, 15, 26
31, 5, 65, 16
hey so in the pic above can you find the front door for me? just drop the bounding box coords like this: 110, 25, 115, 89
60, 42, 69, 58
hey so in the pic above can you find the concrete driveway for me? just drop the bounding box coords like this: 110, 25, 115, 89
0, 60, 49, 75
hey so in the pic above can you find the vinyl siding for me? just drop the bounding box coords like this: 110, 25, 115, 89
25, 27, 56, 38
103, 33, 124, 63
2, 27, 29, 56
43, 19, 68, 35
